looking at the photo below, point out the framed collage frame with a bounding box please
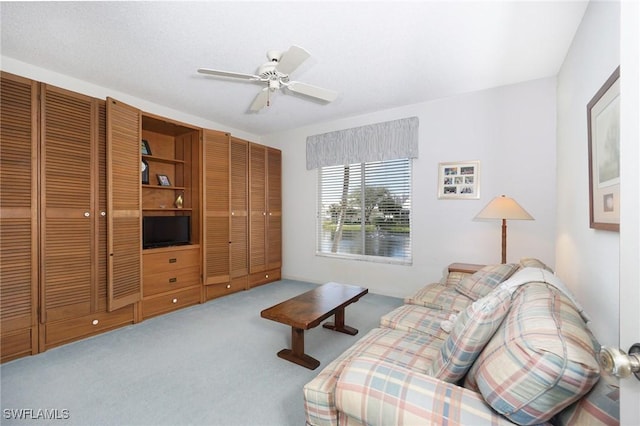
[437,161,480,200]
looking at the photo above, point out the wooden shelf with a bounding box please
[141,114,200,248]
[142,184,186,191]
[142,154,185,165]
[143,208,192,212]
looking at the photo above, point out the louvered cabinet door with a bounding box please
[266,148,282,271]
[203,129,230,286]
[40,85,97,323]
[0,72,39,362]
[249,144,267,275]
[106,98,141,311]
[230,137,249,282]
[96,101,109,311]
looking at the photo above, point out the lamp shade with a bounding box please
[475,195,534,221]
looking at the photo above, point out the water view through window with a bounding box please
[317,159,412,263]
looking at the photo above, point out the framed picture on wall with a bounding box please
[587,66,620,232]
[437,161,480,199]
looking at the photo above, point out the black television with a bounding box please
[143,215,191,249]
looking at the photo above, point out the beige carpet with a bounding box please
[1,280,403,426]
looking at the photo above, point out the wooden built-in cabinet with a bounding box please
[40,88,135,350]
[138,113,202,319]
[140,114,201,226]
[0,72,281,362]
[202,129,231,299]
[249,144,282,288]
[230,137,250,290]
[0,77,137,359]
[0,72,39,362]
[106,99,143,311]
[202,133,251,300]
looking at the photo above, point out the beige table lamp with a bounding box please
[475,195,534,263]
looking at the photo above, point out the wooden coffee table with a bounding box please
[260,282,368,370]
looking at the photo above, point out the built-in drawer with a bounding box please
[143,265,200,297]
[143,247,199,275]
[1,328,35,363]
[44,305,135,349]
[141,286,201,320]
[205,276,247,300]
[249,268,281,288]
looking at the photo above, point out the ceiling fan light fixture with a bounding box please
[268,79,280,90]
[197,45,338,112]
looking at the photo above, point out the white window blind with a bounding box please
[317,158,411,264]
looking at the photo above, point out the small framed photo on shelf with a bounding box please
[141,139,152,156]
[157,174,171,186]
[437,161,480,199]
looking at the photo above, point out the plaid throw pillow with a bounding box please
[455,263,519,300]
[429,288,512,383]
[471,283,600,425]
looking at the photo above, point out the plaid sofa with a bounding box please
[303,259,619,426]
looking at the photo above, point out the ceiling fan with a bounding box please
[197,45,338,112]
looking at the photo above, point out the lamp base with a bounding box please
[501,219,507,264]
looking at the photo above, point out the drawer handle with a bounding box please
[265,274,269,278]
[92,319,99,326]
[169,258,177,263]
[169,277,177,283]
[172,298,178,304]
[226,284,231,289]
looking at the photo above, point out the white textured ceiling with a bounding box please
[1,1,587,136]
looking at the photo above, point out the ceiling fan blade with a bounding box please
[197,68,261,81]
[286,81,338,102]
[275,45,311,75]
[249,88,270,112]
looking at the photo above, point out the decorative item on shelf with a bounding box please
[157,174,171,186]
[175,193,184,209]
[141,139,152,155]
[141,158,149,184]
[474,195,534,264]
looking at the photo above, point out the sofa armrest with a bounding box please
[335,357,515,426]
[448,262,486,274]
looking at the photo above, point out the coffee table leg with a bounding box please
[323,307,358,335]
[277,327,320,370]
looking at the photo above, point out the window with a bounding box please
[317,158,411,264]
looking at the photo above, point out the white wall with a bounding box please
[264,77,557,298]
[555,1,620,345]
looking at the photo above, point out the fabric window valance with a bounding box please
[305,116,419,170]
